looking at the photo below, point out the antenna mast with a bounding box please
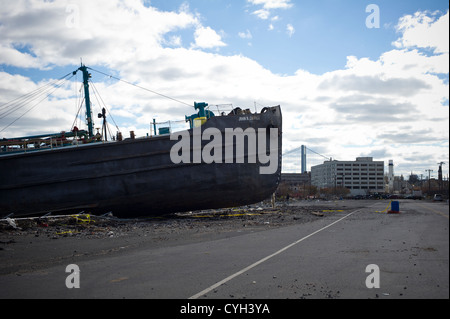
[78,64,94,138]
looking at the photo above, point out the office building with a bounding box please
[311,157,385,195]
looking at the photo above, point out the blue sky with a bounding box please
[0,0,448,178]
[3,1,448,77]
[148,0,449,74]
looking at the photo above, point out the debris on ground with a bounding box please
[0,203,343,240]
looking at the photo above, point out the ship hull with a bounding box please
[0,106,282,217]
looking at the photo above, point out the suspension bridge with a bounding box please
[282,145,334,173]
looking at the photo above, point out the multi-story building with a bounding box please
[311,157,385,195]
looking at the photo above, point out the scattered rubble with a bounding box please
[0,203,342,241]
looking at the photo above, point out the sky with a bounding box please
[0,0,448,179]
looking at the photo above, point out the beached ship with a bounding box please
[0,65,282,218]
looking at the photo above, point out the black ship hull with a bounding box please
[0,106,282,217]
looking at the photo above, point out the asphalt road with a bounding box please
[1,199,448,300]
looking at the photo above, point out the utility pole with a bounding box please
[437,162,445,192]
[425,169,433,195]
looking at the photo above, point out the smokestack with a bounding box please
[388,160,394,193]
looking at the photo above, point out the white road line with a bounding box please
[189,210,358,299]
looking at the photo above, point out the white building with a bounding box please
[311,157,385,195]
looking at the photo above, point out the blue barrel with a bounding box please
[391,201,400,212]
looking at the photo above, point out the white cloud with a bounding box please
[248,0,293,20]
[248,0,293,10]
[238,29,253,39]
[0,0,228,67]
[286,24,295,37]
[0,44,42,69]
[192,26,226,49]
[393,10,449,54]
[164,35,182,47]
[252,8,270,20]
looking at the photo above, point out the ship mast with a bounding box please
[78,65,94,138]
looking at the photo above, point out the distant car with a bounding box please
[406,195,422,200]
[433,194,443,202]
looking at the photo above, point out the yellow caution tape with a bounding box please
[375,201,392,213]
[71,214,92,224]
[56,230,80,235]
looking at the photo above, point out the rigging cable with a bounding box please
[70,96,85,132]
[0,72,74,118]
[88,67,193,107]
[89,80,121,132]
[88,80,115,140]
[0,73,75,133]
[0,78,61,119]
